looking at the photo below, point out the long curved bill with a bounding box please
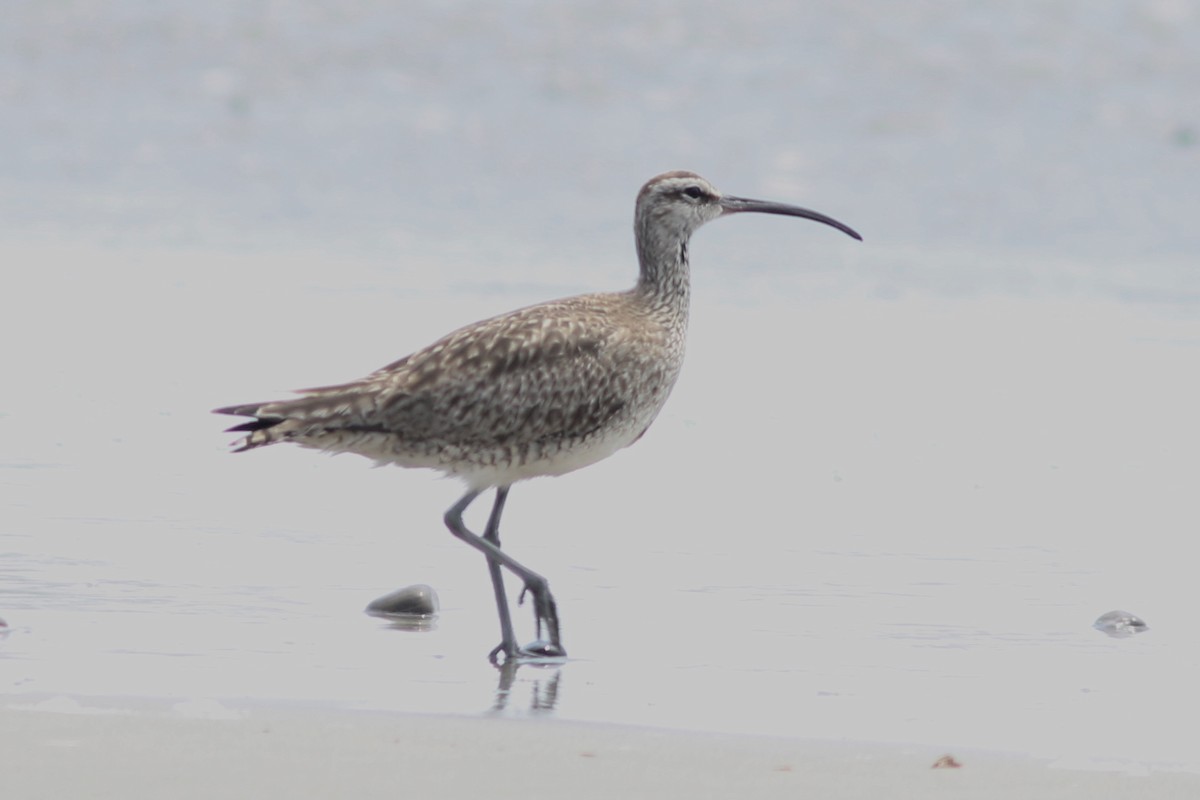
[719,195,863,241]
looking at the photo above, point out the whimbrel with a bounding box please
[215,171,861,663]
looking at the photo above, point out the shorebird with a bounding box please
[215,170,861,663]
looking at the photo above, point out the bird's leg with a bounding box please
[491,487,547,642]
[444,490,566,661]
[482,486,518,663]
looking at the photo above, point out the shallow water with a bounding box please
[3,0,1200,774]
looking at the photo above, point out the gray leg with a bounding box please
[482,486,517,662]
[444,489,566,662]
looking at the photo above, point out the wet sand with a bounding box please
[5,696,1193,799]
[5,5,1200,793]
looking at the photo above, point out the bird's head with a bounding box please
[635,170,862,244]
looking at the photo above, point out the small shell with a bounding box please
[365,584,440,620]
[1093,610,1149,638]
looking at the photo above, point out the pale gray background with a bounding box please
[3,0,1198,772]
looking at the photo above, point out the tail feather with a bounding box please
[214,403,262,416]
[224,417,283,434]
[213,403,287,452]
[213,387,382,453]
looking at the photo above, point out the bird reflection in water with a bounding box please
[491,660,562,714]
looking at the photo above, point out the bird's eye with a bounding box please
[682,186,705,200]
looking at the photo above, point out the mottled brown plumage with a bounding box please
[215,171,861,663]
[220,291,683,490]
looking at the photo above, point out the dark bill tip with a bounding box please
[720,195,863,241]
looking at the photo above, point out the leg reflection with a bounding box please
[492,660,562,713]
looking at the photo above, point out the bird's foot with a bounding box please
[488,641,511,665]
[519,639,567,660]
[489,639,567,665]
[495,578,565,662]
[517,578,564,655]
